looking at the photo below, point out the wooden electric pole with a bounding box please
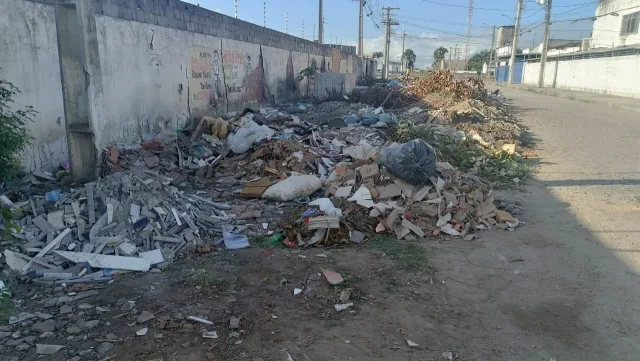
[382,7,399,80]
[508,0,523,84]
[538,0,552,88]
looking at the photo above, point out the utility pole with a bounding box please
[507,0,524,84]
[487,25,496,79]
[302,20,305,38]
[318,0,324,44]
[234,0,238,18]
[382,7,399,80]
[313,24,316,42]
[538,0,552,88]
[465,0,474,61]
[358,0,364,57]
[263,1,266,27]
[285,12,288,34]
[401,27,406,72]
[448,47,452,70]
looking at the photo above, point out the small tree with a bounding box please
[467,49,493,72]
[372,51,383,59]
[432,46,448,68]
[297,59,319,95]
[0,76,34,182]
[403,49,417,70]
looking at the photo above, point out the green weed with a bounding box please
[366,236,429,272]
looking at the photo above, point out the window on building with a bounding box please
[621,11,640,36]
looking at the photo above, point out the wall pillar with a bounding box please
[54,0,101,182]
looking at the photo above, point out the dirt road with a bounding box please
[428,87,640,360]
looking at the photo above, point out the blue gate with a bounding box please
[495,61,524,84]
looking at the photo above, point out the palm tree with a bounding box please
[432,46,448,68]
[403,49,417,70]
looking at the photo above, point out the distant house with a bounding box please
[439,59,468,72]
[589,0,640,49]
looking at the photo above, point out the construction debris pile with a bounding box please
[404,70,486,100]
[0,76,528,291]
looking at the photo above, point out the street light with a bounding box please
[501,14,515,24]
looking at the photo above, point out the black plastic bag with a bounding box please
[381,139,437,186]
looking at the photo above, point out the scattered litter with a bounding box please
[136,327,149,336]
[262,175,322,201]
[406,339,419,348]
[322,268,344,285]
[222,225,250,249]
[202,331,218,339]
[348,186,374,208]
[334,303,354,311]
[35,344,66,355]
[187,316,213,325]
[293,288,302,295]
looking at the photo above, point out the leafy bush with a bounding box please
[0,77,34,181]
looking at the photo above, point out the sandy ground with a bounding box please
[5,87,640,361]
[427,86,640,360]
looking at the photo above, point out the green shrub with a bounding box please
[0,77,34,181]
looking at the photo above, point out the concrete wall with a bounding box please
[0,0,67,172]
[522,54,640,97]
[1,0,368,171]
[592,0,640,49]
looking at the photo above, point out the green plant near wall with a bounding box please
[0,75,35,182]
[297,59,319,96]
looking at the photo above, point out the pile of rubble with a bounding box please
[404,70,486,100]
[0,80,527,292]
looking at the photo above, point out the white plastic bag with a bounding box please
[227,120,275,154]
[308,198,343,217]
[262,175,322,201]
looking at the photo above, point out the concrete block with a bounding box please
[186,21,195,32]
[118,6,134,20]
[102,3,119,17]
[167,16,178,28]
[145,12,158,25]
[177,20,187,31]
[122,0,136,9]
[173,8,182,19]
[157,15,170,27]
[134,8,146,22]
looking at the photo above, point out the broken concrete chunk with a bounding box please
[137,311,155,323]
[394,225,411,240]
[117,242,138,256]
[334,186,353,198]
[375,184,402,200]
[321,268,344,285]
[35,344,65,355]
[54,251,151,272]
[47,211,65,230]
[356,163,379,179]
[402,218,424,238]
[240,178,271,198]
[347,186,374,208]
[495,210,517,223]
[139,249,164,265]
[349,230,365,244]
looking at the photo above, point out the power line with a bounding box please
[395,14,492,28]
[420,0,512,11]
[402,21,492,38]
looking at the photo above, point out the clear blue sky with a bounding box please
[181,0,601,68]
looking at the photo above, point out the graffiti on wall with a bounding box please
[222,50,263,103]
[189,46,223,114]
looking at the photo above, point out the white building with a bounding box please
[590,0,640,49]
